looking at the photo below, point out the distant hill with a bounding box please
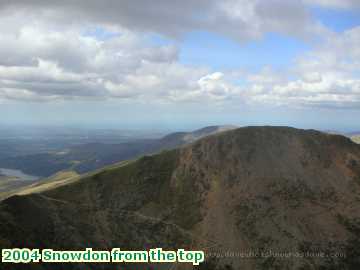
[324,130,360,144]
[0,175,38,198]
[1,126,360,269]
[0,125,236,178]
[0,170,79,201]
[351,135,360,144]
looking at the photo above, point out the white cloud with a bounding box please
[243,27,360,108]
[198,72,230,97]
[303,0,360,9]
[0,15,188,101]
[0,0,326,42]
[0,0,359,111]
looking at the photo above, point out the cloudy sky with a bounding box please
[0,0,359,130]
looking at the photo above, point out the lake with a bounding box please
[0,168,40,181]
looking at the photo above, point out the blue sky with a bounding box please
[0,1,359,131]
[311,6,360,32]
[179,31,311,72]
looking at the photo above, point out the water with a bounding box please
[0,168,40,181]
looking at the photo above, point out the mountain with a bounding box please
[323,130,360,144]
[0,175,38,197]
[0,125,236,178]
[0,170,79,201]
[339,131,360,144]
[1,126,360,269]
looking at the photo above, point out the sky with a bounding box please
[0,0,359,131]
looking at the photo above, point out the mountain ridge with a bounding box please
[1,126,360,269]
[0,125,237,178]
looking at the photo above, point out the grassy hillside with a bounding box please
[351,135,360,144]
[0,171,79,201]
[0,175,38,199]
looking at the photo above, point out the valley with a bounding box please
[4,125,358,182]
[0,126,236,196]
[0,168,39,182]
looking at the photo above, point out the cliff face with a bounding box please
[1,127,360,270]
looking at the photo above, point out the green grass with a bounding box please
[351,136,360,144]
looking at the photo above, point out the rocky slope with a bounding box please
[1,126,360,269]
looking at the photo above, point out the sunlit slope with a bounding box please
[351,135,360,144]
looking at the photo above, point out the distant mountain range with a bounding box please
[0,125,236,178]
[324,130,360,144]
[1,126,360,269]
[0,126,236,196]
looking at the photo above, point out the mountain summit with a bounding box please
[1,126,360,269]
